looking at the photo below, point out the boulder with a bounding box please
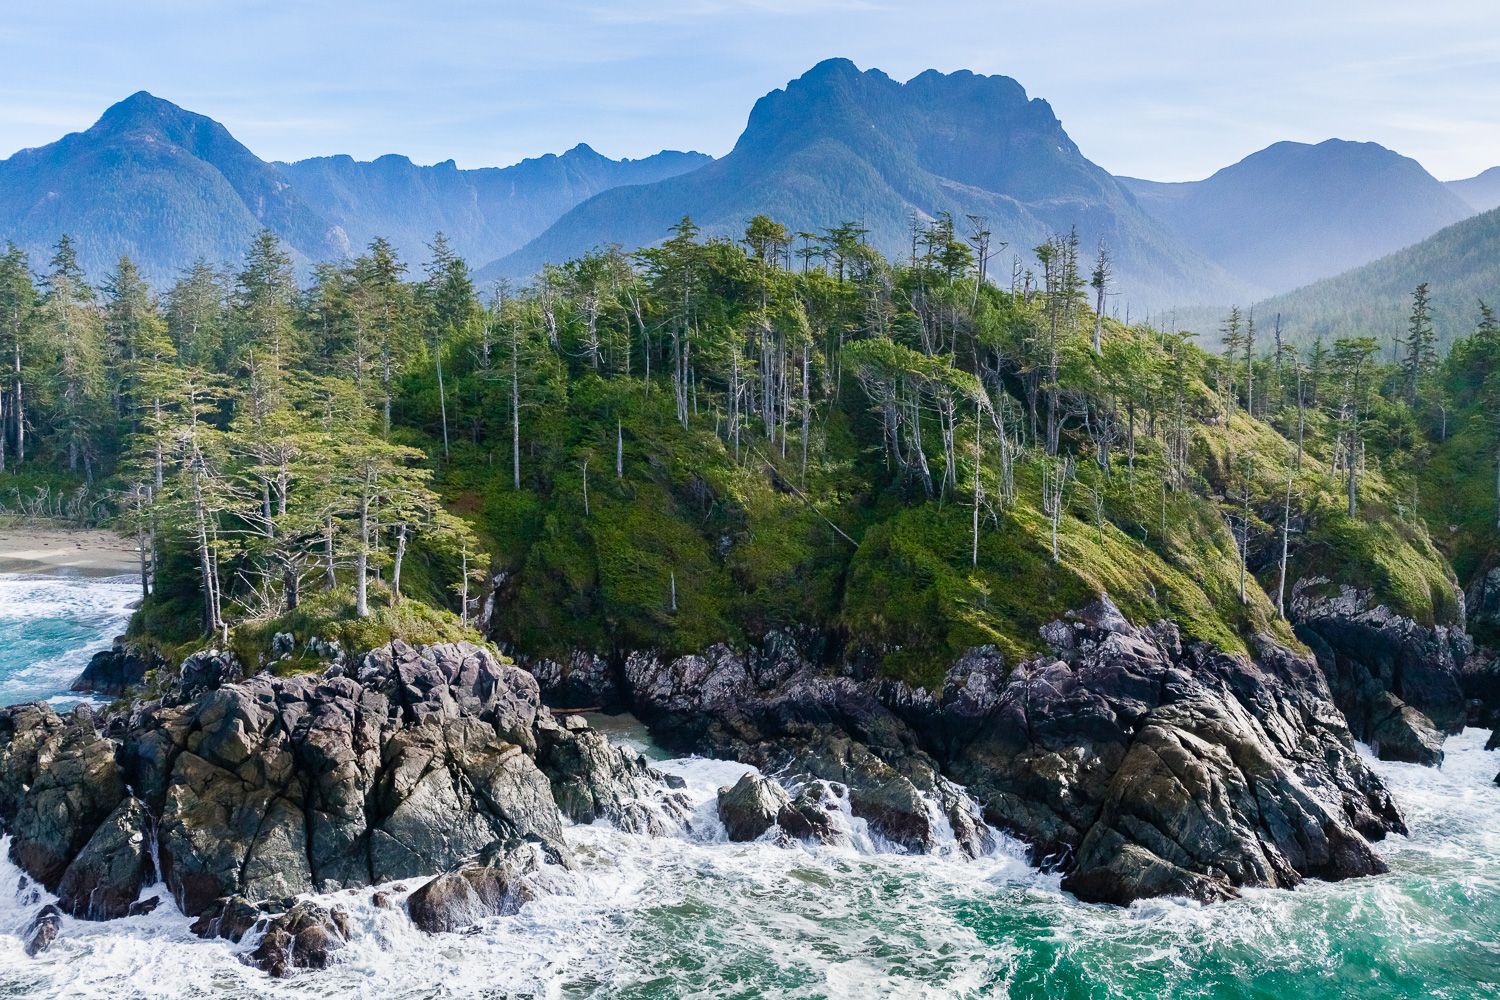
[127,895,160,916]
[1367,691,1445,766]
[189,895,261,943]
[406,841,557,933]
[717,772,792,841]
[243,900,349,977]
[23,904,62,957]
[71,643,152,696]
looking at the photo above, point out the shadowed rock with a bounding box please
[23,904,62,957]
[56,796,148,919]
[406,841,561,933]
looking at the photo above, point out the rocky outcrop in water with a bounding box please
[526,598,1410,907]
[0,640,675,969]
[1291,579,1469,764]
[70,642,154,696]
[405,839,568,934]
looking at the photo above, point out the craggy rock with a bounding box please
[623,633,988,857]
[23,904,62,957]
[406,841,562,934]
[1293,579,1469,739]
[160,649,245,706]
[715,772,843,845]
[1366,691,1445,766]
[0,639,668,953]
[522,651,619,708]
[0,705,127,890]
[56,796,149,919]
[190,894,261,943]
[243,900,351,977]
[570,596,1406,906]
[127,895,160,916]
[71,643,153,696]
[716,772,791,841]
[533,714,689,835]
[1460,654,1500,733]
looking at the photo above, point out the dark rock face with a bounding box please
[71,643,153,696]
[534,717,689,835]
[24,904,62,956]
[0,639,668,963]
[0,704,127,890]
[1293,579,1469,743]
[621,633,990,858]
[56,796,149,919]
[405,841,561,934]
[556,600,1407,906]
[522,651,619,708]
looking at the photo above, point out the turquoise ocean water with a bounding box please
[0,572,1496,999]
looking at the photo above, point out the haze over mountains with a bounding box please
[0,61,1495,319]
[485,59,1253,310]
[0,91,710,283]
[1119,140,1474,294]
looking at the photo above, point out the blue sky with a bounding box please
[2,0,1498,182]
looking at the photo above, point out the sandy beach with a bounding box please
[0,526,143,576]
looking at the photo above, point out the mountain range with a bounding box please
[0,64,1495,316]
[1207,205,1500,349]
[483,59,1254,310]
[0,91,709,283]
[1118,140,1474,294]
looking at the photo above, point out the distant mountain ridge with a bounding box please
[2,74,1492,318]
[1236,206,1500,349]
[1119,139,1474,295]
[1448,167,1500,213]
[0,91,710,282]
[483,59,1256,312]
[275,144,711,273]
[0,91,342,280]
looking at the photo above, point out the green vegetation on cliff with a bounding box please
[0,208,1486,685]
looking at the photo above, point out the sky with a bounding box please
[2,1,1499,182]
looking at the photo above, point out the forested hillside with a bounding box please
[1120,139,1473,294]
[0,213,1487,682]
[1249,207,1500,349]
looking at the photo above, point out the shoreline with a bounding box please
[0,526,143,577]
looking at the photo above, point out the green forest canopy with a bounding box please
[0,212,1491,682]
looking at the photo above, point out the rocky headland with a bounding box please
[2,577,1493,974]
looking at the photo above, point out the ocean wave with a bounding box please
[0,574,139,707]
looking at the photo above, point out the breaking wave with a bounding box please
[0,581,1496,999]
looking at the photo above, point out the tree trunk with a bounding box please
[14,340,23,466]
[511,326,521,489]
[392,522,407,604]
[1278,469,1293,617]
[436,337,450,461]
[356,467,373,617]
[136,486,148,600]
[801,346,810,485]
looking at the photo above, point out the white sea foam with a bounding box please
[2,574,1498,999]
[0,573,139,706]
[0,734,1496,998]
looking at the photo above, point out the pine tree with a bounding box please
[1402,282,1436,408]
